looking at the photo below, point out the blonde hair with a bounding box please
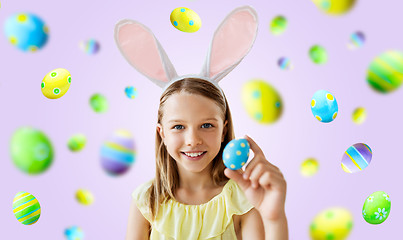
[145,78,235,220]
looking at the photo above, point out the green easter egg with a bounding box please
[13,192,41,225]
[90,93,108,113]
[270,15,287,35]
[309,45,328,64]
[67,134,86,152]
[362,191,391,224]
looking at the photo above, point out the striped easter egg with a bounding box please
[100,130,136,176]
[367,51,403,93]
[12,192,41,225]
[341,143,372,173]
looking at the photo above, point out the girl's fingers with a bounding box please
[258,172,286,191]
[244,135,265,157]
[224,168,251,191]
[244,159,282,180]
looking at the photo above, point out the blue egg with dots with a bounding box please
[311,90,338,123]
[223,138,250,170]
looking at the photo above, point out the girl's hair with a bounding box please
[146,78,235,220]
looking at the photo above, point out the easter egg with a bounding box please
[65,226,84,240]
[242,79,283,124]
[341,143,372,173]
[312,0,356,15]
[90,93,108,113]
[170,7,201,33]
[270,16,287,35]
[223,138,250,170]
[76,189,94,206]
[362,191,391,224]
[309,45,328,64]
[348,31,365,50]
[278,57,293,70]
[12,192,41,225]
[67,134,86,152]
[41,68,71,99]
[79,38,100,55]
[352,107,367,124]
[310,207,354,240]
[300,158,319,177]
[10,127,54,175]
[4,13,49,52]
[100,130,136,176]
[125,86,138,99]
[311,90,338,123]
[367,51,403,93]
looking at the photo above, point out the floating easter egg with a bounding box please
[10,127,54,175]
[311,90,338,123]
[76,189,94,206]
[310,207,353,240]
[300,158,319,177]
[100,130,136,176]
[170,7,201,33]
[41,68,71,99]
[67,134,86,152]
[125,86,137,99]
[312,0,356,15]
[65,226,84,240]
[362,191,391,224]
[242,79,283,124]
[309,45,328,64]
[341,143,372,173]
[4,13,49,52]
[90,93,108,113]
[277,57,293,70]
[348,31,365,50]
[12,192,41,225]
[352,107,367,124]
[79,38,100,55]
[367,51,403,93]
[270,16,287,35]
[223,138,250,170]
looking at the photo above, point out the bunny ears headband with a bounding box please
[114,5,258,97]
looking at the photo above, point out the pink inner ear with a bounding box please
[118,23,169,82]
[209,10,257,78]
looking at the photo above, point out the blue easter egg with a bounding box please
[223,139,250,170]
[311,90,338,123]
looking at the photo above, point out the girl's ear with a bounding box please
[156,123,165,140]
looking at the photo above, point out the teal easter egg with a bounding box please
[362,191,391,224]
[90,93,108,113]
[4,13,49,52]
[125,86,137,99]
[309,45,328,64]
[223,138,250,170]
[67,134,86,152]
[65,226,84,240]
[311,90,338,123]
[270,15,287,35]
[367,51,403,93]
[10,127,54,174]
[12,192,41,225]
[341,143,372,173]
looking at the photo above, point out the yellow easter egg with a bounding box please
[241,79,283,124]
[170,7,201,33]
[312,0,356,15]
[310,207,354,240]
[300,158,319,177]
[41,68,71,99]
[352,107,367,124]
[76,189,94,206]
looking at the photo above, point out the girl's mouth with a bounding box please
[181,151,207,161]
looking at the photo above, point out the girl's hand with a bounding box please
[224,135,287,222]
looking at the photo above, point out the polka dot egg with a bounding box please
[341,143,372,173]
[170,7,201,33]
[223,138,250,170]
[65,226,84,240]
[41,68,71,99]
[300,158,319,177]
[310,207,353,240]
[311,90,338,123]
[12,192,41,225]
[312,0,356,15]
[362,191,391,224]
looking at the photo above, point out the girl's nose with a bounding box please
[186,129,202,146]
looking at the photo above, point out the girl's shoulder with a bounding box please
[132,179,153,200]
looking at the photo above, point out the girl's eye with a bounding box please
[173,125,184,130]
[202,123,213,128]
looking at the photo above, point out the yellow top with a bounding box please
[132,179,254,239]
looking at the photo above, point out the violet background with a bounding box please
[1,0,402,239]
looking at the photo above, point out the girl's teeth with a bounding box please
[185,152,204,157]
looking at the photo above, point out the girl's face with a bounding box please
[157,92,227,174]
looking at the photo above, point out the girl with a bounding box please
[115,6,288,240]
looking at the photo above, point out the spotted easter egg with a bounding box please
[341,143,372,173]
[278,57,293,70]
[10,127,54,175]
[41,68,71,99]
[223,138,250,170]
[90,93,108,113]
[310,207,354,240]
[270,15,287,35]
[170,7,201,33]
[125,86,138,99]
[309,45,328,64]
[12,192,41,225]
[312,0,356,15]
[367,51,403,93]
[67,134,86,152]
[362,191,391,224]
[348,31,365,50]
[242,79,283,124]
[300,158,319,177]
[352,107,367,125]
[100,130,136,176]
[76,189,94,206]
[79,38,100,55]
[65,226,84,240]
[311,90,338,123]
[4,13,49,52]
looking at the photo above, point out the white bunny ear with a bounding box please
[114,20,178,88]
[201,6,258,82]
